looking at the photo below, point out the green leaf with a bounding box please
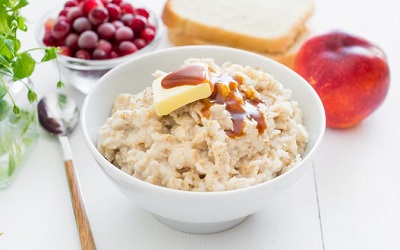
[12,105,21,117]
[27,89,37,103]
[6,15,17,31]
[0,54,13,75]
[10,19,18,29]
[0,54,11,66]
[11,0,29,11]
[14,37,21,52]
[0,66,13,76]
[57,80,64,88]
[41,47,58,62]
[0,37,15,59]
[12,51,35,80]
[17,16,27,32]
[0,99,10,121]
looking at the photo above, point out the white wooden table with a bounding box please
[1,0,399,249]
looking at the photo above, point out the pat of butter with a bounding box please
[152,76,213,116]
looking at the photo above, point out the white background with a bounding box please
[1,0,400,249]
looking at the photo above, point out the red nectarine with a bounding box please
[294,30,390,128]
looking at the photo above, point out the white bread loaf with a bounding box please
[162,0,314,53]
[167,30,310,68]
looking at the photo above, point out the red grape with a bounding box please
[81,0,103,16]
[51,19,70,39]
[120,13,133,26]
[59,8,69,17]
[97,39,113,54]
[57,16,70,23]
[43,32,57,46]
[65,0,78,7]
[120,2,134,14]
[135,8,149,18]
[106,3,121,21]
[89,6,109,25]
[97,22,116,39]
[65,33,79,51]
[141,27,155,42]
[111,20,124,29]
[110,50,119,58]
[129,15,146,33]
[75,49,91,59]
[111,0,122,5]
[118,41,137,55]
[133,38,146,49]
[92,48,108,59]
[78,30,98,49]
[67,6,84,22]
[59,46,72,56]
[73,17,92,33]
[115,26,133,41]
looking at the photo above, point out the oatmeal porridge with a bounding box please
[97,58,308,191]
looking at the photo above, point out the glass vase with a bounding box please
[0,78,39,189]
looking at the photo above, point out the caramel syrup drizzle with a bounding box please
[161,63,267,138]
[201,74,266,138]
[161,63,214,92]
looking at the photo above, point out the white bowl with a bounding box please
[81,45,325,234]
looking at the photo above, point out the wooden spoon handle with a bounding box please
[65,159,97,250]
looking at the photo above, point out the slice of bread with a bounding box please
[162,0,314,53]
[167,30,310,68]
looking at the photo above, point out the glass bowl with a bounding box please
[35,1,163,94]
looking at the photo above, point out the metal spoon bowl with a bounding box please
[38,93,78,135]
[37,93,96,250]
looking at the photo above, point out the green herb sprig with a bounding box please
[0,0,64,117]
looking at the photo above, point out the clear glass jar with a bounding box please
[0,78,39,188]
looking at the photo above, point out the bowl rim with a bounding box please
[34,0,164,69]
[81,45,326,196]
